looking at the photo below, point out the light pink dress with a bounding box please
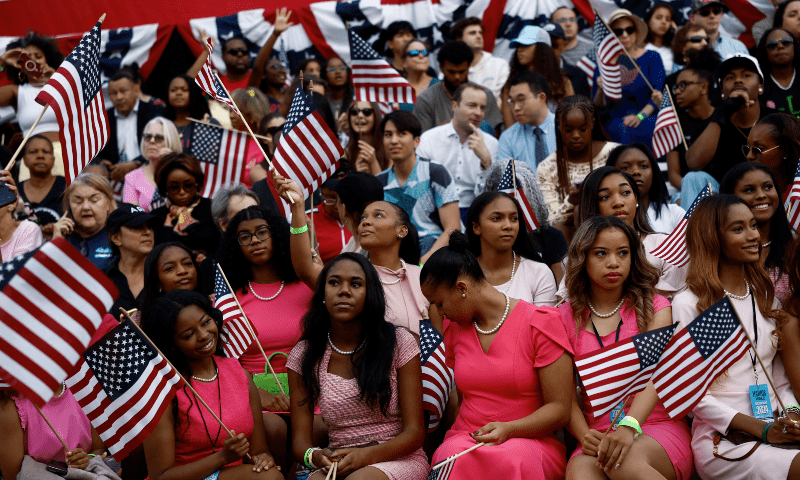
[122,167,157,211]
[432,302,572,480]
[287,328,429,480]
[559,294,693,480]
[374,262,428,335]
[492,256,557,306]
[0,219,43,260]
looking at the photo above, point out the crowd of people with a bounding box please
[4,0,800,479]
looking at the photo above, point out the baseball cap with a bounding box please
[510,25,551,48]
[542,22,565,40]
[719,53,764,82]
[107,203,157,233]
[332,172,385,214]
[691,0,727,13]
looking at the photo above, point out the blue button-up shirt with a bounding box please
[496,111,556,174]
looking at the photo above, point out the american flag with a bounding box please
[67,318,184,459]
[426,461,454,480]
[576,47,597,86]
[652,297,750,418]
[652,87,682,159]
[783,159,800,230]
[575,323,676,418]
[272,86,343,216]
[214,266,256,359]
[195,38,239,113]
[348,28,415,104]
[0,238,116,407]
[650,184,712,267]
[35,19,109,185]
[189,122,249,199]
[593,15,623,101]
[420,319,455,433]
[497,160,539,230]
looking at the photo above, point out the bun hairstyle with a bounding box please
[420,231,486,288]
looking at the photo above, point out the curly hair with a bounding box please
[565,216,659,333]
[554,95,609,199]
[214,205,299,293]
[5,32,64,85]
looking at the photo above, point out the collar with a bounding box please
[115,99,141,119]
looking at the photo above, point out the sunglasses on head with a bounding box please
[407,49,429,57]
[349,107,374,117]
[766,37,794,50]
[613,26,636,37]
[687,35,709,44]
[698,6,723,16]
[227,48,248,56]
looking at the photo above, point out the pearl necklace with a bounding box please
[500,252,517,294]
[379,259,406,285]
[588,299,625,318]
[192,367,219,383]
[328,332,366,355]
[762,241,772,248]
[474,292,510,335]
[724,280,750,301]
[249,280,285,301]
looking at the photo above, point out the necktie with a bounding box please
[534,127,547,165]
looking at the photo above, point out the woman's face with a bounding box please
[516,44,536,67]
[766,29,795,67]
[585,227,631,291]
[349,101,375,135]
[358,201,406,251]
[168,77,190,110]
[745,124,784,173]
[326,58,348,88]
[324,259,367,323]
[472,197,519,252]
[720,203,761,265]
[614,149,653,198]
[305,60,322,78]
[22,137,55,176]
[648,7,672,37]
[142,122,166,162]
[562,109,593,154]
[674,69,706,108]
[404,41,430,73]
[611,18,637,49]
[782,1,800,40]
[174,304,218,361]
[263,116,285,153]
[597,173,638,227]
[113,224,154,257]
[237,218,274,266]
[265,58,287,86]
[165,169,198,206]
[734,169,780,225]
[68,185,112,236]
[158,246,198,292]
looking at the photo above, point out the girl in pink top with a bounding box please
[141,289,281,480]
[560,216,692,480]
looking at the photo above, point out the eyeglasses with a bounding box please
[349,107,374,117]
[687,35,709,44]
[166,182,197,193]
[555,17,577,24]
[741,144,781,159]
[237,225,271,246]
[265,124,285,136]
[698,6,723,17]
[407,49,429,57]
[226,48,248,56]
[143,133,165,143]
[672,81,703,93]
[327,65,348,73]
[766,37,794,51]
[507,96,530,108]
[613,26,636,37]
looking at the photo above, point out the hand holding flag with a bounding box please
[420,319,455,432]
[214,267,257,359]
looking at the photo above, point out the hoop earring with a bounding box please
[18,71,25,83]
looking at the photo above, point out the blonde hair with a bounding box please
[139,117,182,159]
[63,173,117,215]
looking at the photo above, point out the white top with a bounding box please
[645,43,674,74]
[416,121,498,208]
[16,83,59,136]
[469,51,510,107]
[647,202,685,234]
[492,256,557,306]
[115,100,141,162]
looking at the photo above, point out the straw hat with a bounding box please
[608,9,648,49]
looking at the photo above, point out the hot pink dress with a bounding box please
[287,327,429,480]
[558,295,693,480]
[432,302,572,480]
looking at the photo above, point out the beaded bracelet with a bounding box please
[290,224,309,235]
[762,422,773,443]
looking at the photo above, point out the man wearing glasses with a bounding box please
[550,7,592,68]
[690,0,747,60]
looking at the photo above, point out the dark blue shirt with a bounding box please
[66,227,114,271]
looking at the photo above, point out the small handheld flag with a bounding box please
[348,28,415,104]
[592,16,624,101]
[195,38,239,113]
[214,267,256,359]
[497,160,539,230]
[189,122,249,199]
[652,86,683,159]
[420,319,455,432]
[784,159,800,231]
[650,184,712,267]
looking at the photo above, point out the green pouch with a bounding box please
[253,352,290,396]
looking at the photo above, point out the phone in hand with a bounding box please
[18,53,41,76]
[46,460,68,477]
[0,182,15,209]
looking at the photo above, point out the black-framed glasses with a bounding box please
[166,182,197,193]
[349,107,374,117]
[226,48,248,56]
[237,225,271,245]
[742,144,781,159]
[687,35,709,44]
[766,37,794,51]
[266,124,285,136]
[407,49,429,57]
[143,133,165,143]
[672,81,703,94]
[613,26,636,37]
[327,65,347,73]
[698,6,723,16]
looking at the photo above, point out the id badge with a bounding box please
[749,384,773,420]
[609,401,625,428]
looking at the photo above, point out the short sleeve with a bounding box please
[429,163,458,209]
[286,340,309,374]
[653,294,671,312]
[394,327,421,369]
[529,306,573,367]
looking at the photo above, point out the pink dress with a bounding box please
[174,357,254,466]
[375,262,429,335]
[559,295,693,480]
[432,302,572,480]
[287,328,429,480]
[13,388,92,464]
[122,167,157,211]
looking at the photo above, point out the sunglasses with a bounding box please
[766,37,794,50]
[226,48,248,56]
[166,182,198,193]
[266,124,285,136]
[327,65,348,73]
[143,134,165,143]
[687,35,709,44]
[741,144,781,159]
[407,49,429,57]
[613,26,636,36]
[698,6,723,16]
[268,62,285,71]
[349,107,374,117]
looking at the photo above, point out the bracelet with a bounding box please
[784,405,800,417]
[0,65,4,72]
[762,422,773,443]
[617,416,642,438]
[636,113,646,121]
[290,224,309,235]
[303,447,320,469]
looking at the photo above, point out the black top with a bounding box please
[105,262,143,315]
[529,225,569,267]
[150,197,220,257]
[671,110,714,176]
[763,74,800,119]
[704,105,778,182]
[563,62,591,99]
[18,176,66,225]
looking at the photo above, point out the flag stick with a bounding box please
[431,442,485,471]
[324,460,337,480]
[34,403,70,451]
[604,395,631,434]
[119,308,252,458]
[510,159,518,199]
[594,9,655,93]
[664,87,689,151]
[216,265,286,395]
[4,106,49,171]
[187,118,270,141]
[306,74,318,249]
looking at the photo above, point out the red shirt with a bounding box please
[313,206,352,263]
[218,72,251,93]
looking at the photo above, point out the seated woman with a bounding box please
[757,28,800,118]
[344,101,386,175]
[674,194,800,480]
[151,153,220,262]
[420,231,573,480]
[17,134,65,237]
[0,194,43,261]
[644,2,676,73]
[105,203,157,315]
[721,162,795,304]
[560,216,693,480]
[123,117,183,211]
[142,289,282,480]
[741,113,800,197]
[164,74,219,151]
[605,143,685,234]
[288,253,427,479]
[140,242,206,313]
[465,191,557,306]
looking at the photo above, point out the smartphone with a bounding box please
[18,53,41,76]
[0,182,14,209]
[46,460,68,477]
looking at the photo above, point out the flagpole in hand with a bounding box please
[34,403,70,451]
[604,395,631,434]
[305,73,319,252]
[594,9,655,93]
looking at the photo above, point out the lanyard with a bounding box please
[592,318,623,348]
[747,294,759,384]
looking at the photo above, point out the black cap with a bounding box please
[691,0,726,13]
[542,22,565,40]
[107,203,157,233]
[332,172,384,214]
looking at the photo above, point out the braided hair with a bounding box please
[554,95,608,199]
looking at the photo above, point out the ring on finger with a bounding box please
[784,425,788,434]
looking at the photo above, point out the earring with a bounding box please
[18,71,25,83]
[462,293,466,298]
[721,93,725,99]
[636,203,639,207]
[322,300,326,304]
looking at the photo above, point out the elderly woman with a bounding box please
[17,134,65,238]
[123,117,182,211]
[210,184,260,233]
